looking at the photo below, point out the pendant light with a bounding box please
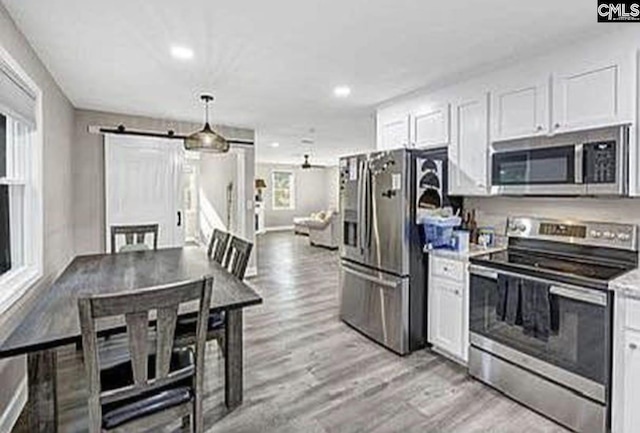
[185,94,229,153]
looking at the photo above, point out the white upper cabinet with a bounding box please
[552,53,634,133]
[449,91,490,196]
[377,101,450,150]
[491,77,549,141]
[377,112,411,150]
[412,102,450,148]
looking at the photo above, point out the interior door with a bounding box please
[105,134,185,251]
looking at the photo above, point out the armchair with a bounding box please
[307,210,339,249]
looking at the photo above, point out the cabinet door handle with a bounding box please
[630,343,638,350]
[536,125,543,131]
[554,123,561,129]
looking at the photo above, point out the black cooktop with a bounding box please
[470,248,634,290]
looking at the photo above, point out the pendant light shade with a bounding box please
[185,94,229,153]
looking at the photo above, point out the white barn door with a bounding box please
[105,134,185,252]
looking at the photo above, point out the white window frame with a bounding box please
[0,45,44,313]
[271,170,295,210]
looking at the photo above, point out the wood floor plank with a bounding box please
[13,232,569,432]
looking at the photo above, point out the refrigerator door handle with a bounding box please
[362,163,371,250]
[342,264,399,289]
[364,161,372,249]
[357,160,365,252]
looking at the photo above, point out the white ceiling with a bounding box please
[3,0,608,165]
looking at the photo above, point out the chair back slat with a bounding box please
[156,304,179,379]
[110,224,159,254]
[208,229,230,264]
[125,311,150,386]
[223,236,253,279]
[78,276,213,415]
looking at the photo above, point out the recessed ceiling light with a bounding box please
[170,45,194,60]
[333,86,351,98]
[270,142,280,148]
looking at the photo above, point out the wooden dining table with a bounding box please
[0,246,263,433]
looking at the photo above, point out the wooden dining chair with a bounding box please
[175,236,253,357]
[77,276,213,433]
[207,229,230,264]
[223,236,253,280]
[110,224,159,254]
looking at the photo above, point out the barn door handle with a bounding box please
[177,211,182,227]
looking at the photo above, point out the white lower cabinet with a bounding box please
[613,293,640,433]
[621,331,640,431]
[428,255,468,363]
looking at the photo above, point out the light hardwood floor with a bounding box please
[15,231,568,432]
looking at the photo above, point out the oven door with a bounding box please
[469,265,610,403]
[491,144,586,195]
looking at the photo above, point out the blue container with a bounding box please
[421,216,462,249]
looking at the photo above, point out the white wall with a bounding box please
[198,152,238,238]
[256,163,339,229]
[0,3,75,430]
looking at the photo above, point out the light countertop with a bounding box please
[424,244,505,261]
[610,268,640,295]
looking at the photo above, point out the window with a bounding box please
[0,48,42,310]
[271,171,294,210]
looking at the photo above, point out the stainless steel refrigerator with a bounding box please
[338,147,460,355]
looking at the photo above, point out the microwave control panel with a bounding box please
[583,141,616,184]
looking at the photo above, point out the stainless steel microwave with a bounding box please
[491,125,629,196]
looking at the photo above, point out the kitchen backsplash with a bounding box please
[465,197,640,238]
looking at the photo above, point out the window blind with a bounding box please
[0,59,36,127]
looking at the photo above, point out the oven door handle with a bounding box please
[468,264,498,280]
[469,265,608,306]
[575,143,584,184]
[549,285,607,307]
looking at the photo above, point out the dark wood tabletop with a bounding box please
[0,247,262,358]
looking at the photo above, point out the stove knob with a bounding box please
[603,231,616,239]
[618,232,631,241]
[517,224,526,232]
[591,230,602,238]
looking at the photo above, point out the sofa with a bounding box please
[293,210,339,249]
[293,216,313,236]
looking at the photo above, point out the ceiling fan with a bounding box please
[301,154,324,170]
[299,128,324,169]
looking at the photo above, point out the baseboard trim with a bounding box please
[264,225,294,233]
[0,376,27,432]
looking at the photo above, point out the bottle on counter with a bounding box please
[469,210,478,244]
[461,211,470,231]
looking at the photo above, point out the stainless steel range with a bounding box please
[469,217,638,433]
